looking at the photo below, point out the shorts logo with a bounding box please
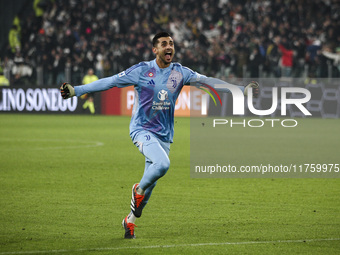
[157,90,168,101]
[144,135,151,141]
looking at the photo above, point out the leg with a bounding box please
[131,136,170,217]
[123,132,170,238]
[138,140,170,191]
[122,161,155,239]
[139,137,170,208]
[141,159,155,209]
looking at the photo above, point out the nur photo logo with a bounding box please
[198,82,312,128]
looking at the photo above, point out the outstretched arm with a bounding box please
[74,77,115,96]
[60,63,144,99]
[60,77,116,99]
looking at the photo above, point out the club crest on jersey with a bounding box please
[166,70,182,93]
[144,67,156,78]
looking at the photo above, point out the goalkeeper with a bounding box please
[60,31,259,239]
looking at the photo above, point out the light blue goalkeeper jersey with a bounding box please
[74,59,244,143]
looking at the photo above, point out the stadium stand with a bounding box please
[1,0,339,86]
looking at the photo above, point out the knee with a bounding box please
[156,158,170,176]
[161,157,170,171]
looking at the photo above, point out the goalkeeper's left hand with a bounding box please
[60,82,75,99]
[244,81,259,97]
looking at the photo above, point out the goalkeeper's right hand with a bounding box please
[60,82,75,99]
[244,81,259,97]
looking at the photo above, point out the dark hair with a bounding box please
[152,32,171,47]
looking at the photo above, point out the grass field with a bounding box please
[0,114,339,254]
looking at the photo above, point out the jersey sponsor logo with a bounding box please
[153,90,170,111]
[157,90,168,101]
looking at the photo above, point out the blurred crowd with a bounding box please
[1,0,340,86]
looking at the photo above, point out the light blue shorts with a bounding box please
[131,130,170,157]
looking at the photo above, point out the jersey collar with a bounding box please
[153,59,173,72]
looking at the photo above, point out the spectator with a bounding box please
[322,47,340,71]
[265,38,281,77]
[2,0,339,85]
[41,53,53,85]
[235,42,248,78]
[248,47,263,78]
[11,53,33,86]
[0,68,10,86]
[306,39,322,79]
[8,25,21,54]
[52,50,65,85]
[318,45,333,78]
[277,37,294,77]
[292,38,306,78]
[81,68,98,114]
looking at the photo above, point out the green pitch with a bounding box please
[0,114,339,254]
